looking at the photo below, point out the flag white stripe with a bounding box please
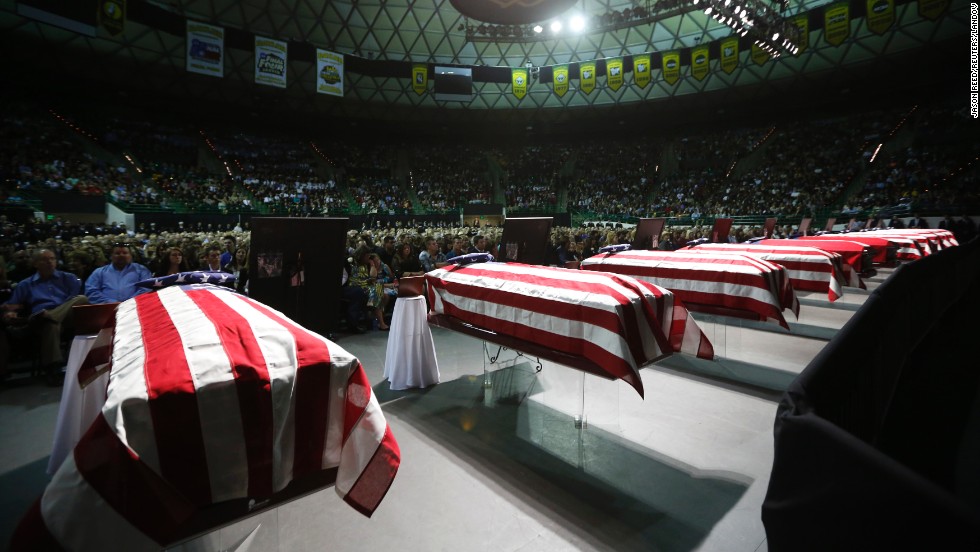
[336,391,389,496]
[103,296,160,474]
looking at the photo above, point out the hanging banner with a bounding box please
[579,61,596,94]
[255,36,287,88]
[720,38,739,74]
[866,0,895,34]
[632,54,651,88]
[751,43,770,66]
[186,21,224,77]
[661,51,680,85]
[99,0,125,36]
[511,67,528,100]
[691,45,709,81]
[316,49,344,96]
[824,3,850,47]
[917,0,949,20]
[606,57,624,91]
[553,64,569,97]
[792,15,810,55]
[412,64,427,95]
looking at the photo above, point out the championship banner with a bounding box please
[633,54,651,88]
[512,67,528,100]
[412,64,427,95]
[99,0,124,36]
[866,0,894,34]
[917,0,949,20]
[186,21,224,77]
[720,38,739,74]
[751,43,770,66]
[255,36,287,88]
[606,57,624,91]
[691,45,709,81]
[553,64,569,97]
[661,51,680,85]
[792,15,810,55]
[316,49,344,96]
[824,3,850,47]
[580,61,596,94]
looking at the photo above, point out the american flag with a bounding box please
[581,250,799,330]
[802,234,922,261]
[425,262,714,398]
[762,238,869,288]
[19,284,400,550]
[685,243,847,302]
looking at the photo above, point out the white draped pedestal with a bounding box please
[47,335,110,475]
[384,295,440,390]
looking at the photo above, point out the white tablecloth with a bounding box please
[47,335,109,475]
[384,296,440,390]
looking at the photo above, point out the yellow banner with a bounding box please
[866,0,894,34]
[606,57,624,91]
[512,68,528,100]
[99,0,125,36]
[579,61,596,94]
[751,43,770,66]
[412,64,427,96]
[720,38,739,74]
[691,46,709,81]
[633,54,651,88]
[793,15,809,55]
[661,52,680,85]
[553,64,569,97]
[824,3,850,47]
[917,0,949,20]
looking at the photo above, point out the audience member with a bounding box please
[84,243,152,303]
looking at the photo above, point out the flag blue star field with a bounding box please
[136,271,236,289]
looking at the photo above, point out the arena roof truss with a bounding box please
[0,0,969,119]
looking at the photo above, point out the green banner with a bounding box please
[824,3,850,46]
[866,0,894,34]
[512,67,528,100]
[553,64,569,97]
[580,61,596,94]
[662,51,680,85]
[793,15,809,55]
[633,54,651,88]
[751,43,770,66]
[412,64,427,96]
[917,0,949,20]
[691,45,709,81]
[606,57,624,91]
[720,38,739,74]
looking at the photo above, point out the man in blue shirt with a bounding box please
[418,237,448,272]
[84,243,152,304]
[2,249,89,376]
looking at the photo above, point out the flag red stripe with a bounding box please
[342,425,401,517]
[342,363,372,443]
[185,290,274,498]
[136,292,212,506]
[238,297,333,479]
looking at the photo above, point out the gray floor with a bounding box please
[0,271,887,551]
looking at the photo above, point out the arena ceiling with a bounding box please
[0,0,970,129]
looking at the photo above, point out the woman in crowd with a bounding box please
[348,246,390,331]
[223,246,250,294]
[153,246,189,277]
[392,242,424,279]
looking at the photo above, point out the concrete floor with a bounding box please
[0,271,888,551]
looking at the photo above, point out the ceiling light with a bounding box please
[550,20,562,32]
[570,15,585,32]
[704,7,713,14]
[533,24,543,33]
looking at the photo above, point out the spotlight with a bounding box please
[772,32,780,40]
[570,15,585,32]
[704,6,713,14]
[550,20,562,33]
[533,24,543,33]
